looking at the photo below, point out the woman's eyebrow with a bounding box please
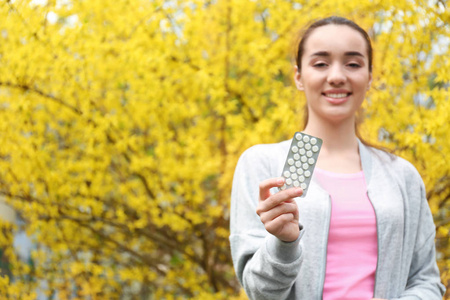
[310,51,365,58]
[344,51,364,57]
[310,51,330,57]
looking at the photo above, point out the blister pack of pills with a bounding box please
[279,132,322,197]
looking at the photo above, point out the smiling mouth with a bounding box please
[323,93,351,99]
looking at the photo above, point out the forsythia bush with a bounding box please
[0,0,448,298]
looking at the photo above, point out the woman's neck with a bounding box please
[303,116,357,151]
[302,116,361,173]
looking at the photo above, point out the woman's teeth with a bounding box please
[325,93,348,99]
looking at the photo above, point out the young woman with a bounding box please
[229,16,445,300]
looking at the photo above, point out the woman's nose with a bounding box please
[327,64,346,85]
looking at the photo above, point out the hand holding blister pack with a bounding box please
[279,132,322,197]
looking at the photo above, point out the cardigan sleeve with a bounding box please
[391,178,445,300]
[229,145,303,300]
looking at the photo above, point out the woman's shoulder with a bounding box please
[239,139,291,161]
[235,139,292,177]
[367,146,422,182]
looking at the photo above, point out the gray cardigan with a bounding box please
[229,139,445,300]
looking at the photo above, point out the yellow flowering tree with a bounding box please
[0,0,448,298]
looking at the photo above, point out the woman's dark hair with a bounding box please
[295,16,391,154]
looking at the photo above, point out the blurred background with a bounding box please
[0,0,449,299]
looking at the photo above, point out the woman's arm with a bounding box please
[391,180,445,300]
[229,146,304,300]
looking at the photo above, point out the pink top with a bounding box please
[314,168,378,300]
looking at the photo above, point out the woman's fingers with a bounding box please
[257,186,303,216]
[259,201,298,224]
[257,178,303,241]
[264,212,297,236]
[259,177,285,201]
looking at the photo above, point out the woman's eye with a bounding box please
[313,63,327,68]
[348,63,361,68]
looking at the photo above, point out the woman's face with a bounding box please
[294,24,372,125]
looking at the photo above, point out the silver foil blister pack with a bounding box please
[279,132,322,197]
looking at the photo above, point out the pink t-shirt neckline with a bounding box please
[314,167,364,178]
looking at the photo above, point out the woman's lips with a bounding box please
[322,92,352,104]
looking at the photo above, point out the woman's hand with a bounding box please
[256,177,303,242]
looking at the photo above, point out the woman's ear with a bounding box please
[294,66,304,91]
[367,72,372,90]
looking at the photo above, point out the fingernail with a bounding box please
[277,178,285,185]
[296,188,303,195]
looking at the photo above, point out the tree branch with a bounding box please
[0,81,82,115]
